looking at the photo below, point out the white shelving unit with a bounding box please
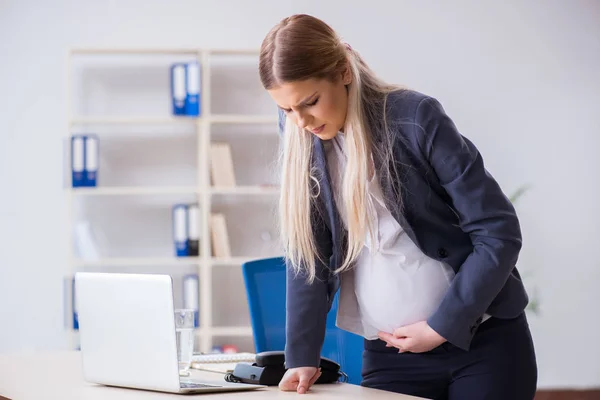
[65,47,281,353]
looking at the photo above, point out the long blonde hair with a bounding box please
[259,14,404,283]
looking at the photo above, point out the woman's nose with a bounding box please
[296,112,311,130]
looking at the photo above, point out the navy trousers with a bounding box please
[361,313,537,400]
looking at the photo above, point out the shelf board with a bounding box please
[70,48,259,56]
[73,257,202,267]
[210,186,279,195]
[208,48,260,56]
[68,186,200,196]
[70,48,201,55]
[69,326,253,336]
[209,115,277,124]
[69,115,277,125]
[70,116,200,125]
[73,257,278,267]
[207,326,254,337]
[211,257,264,266]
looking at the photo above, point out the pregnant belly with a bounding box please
[354,258,454,337]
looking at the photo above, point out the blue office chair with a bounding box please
[241,257,363,385]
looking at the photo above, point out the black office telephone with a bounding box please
[224,351,347,386]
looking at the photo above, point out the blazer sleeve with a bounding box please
[284,247,331,368]
[277,107,331,368]
[414,96,523,351]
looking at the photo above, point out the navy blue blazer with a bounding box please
[279,89,529,368]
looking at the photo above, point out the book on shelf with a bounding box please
[172,204,189,256]
[210,213,231,258]
[185,62,200,116]
[71,135,85,187]
[84,135,99,187]
[187,203,200,256]
[63,276,79,332]
[210,143,236,187]
[73,220,100,261]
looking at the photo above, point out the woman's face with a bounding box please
[268,74,351,140]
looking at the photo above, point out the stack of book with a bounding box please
[170,62,200,117]
[172,203,201,257]
[70,134,99,187]
[171,204,232,259]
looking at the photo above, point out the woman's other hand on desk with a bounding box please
[279,366,322,394]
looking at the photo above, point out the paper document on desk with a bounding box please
[190,352,256,374]
[190,362,242,374]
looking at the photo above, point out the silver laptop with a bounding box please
[75,272,264,394]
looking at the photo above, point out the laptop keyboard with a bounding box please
[180,382,223,389]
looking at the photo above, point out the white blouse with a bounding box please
[324,133,488,340]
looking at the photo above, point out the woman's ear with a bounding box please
[342,63,352,85]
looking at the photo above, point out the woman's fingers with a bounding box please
[378,331,409,351]
[307,368,322,387]
[278,367,319,394]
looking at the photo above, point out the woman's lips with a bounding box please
[311,124,325,134]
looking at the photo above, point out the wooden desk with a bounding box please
[0,352,423,399]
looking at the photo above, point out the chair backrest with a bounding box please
[242,257,363,385]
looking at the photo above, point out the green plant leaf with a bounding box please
[510,184,531,204]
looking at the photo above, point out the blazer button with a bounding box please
[437,248,448,258]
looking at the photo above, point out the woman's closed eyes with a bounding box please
[306,97,319,107]
[281,96,320,114]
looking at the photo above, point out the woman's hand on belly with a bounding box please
[377,321,447,353]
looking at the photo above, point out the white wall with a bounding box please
[1,0,599,389]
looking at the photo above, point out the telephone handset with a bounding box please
[225,350,347,386]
